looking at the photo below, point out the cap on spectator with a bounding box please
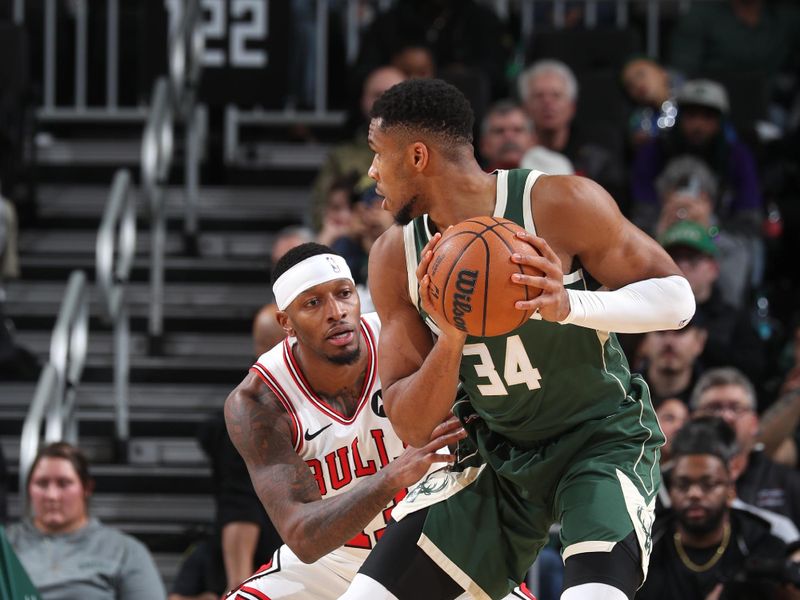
[660,221,718,257]
[677,79,729,114]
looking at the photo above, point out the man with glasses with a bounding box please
[638,417,793,600]
[691,367,800,526]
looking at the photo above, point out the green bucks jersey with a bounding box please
[403,169,640,445]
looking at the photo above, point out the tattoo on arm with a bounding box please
[224,374,399,561]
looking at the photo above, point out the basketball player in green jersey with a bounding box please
[337,79,696,600]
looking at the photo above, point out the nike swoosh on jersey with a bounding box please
[304,423,333,441]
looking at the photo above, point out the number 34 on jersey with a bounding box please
[463,335,542,396]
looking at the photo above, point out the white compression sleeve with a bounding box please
[558,275,695,334]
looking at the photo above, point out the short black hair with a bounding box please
[671,416,738,467]
[370,78,474,146]
[271,242,338,285]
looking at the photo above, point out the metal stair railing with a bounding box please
[141,77,174,356]
[95,169,136,461]
[19,270,89,505]
[169,0,207,255]
[143,0,206,353]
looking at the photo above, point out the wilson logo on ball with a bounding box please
[452,269,478,331]
[426,216,543,337]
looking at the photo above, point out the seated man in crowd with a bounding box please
[631,79,763,238]
[518,59,626,203]
[653,156,754,308]
[640,314,708,405]
[476,99,573,175]
[691,367,800,526]
[660,221,764,382]
[639,417,795,600]
[477,99,535,171]
[620,56,681,148]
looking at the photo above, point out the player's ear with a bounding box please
[275,310,294,337]
[410,141,429,172]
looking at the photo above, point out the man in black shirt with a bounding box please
[639,418,790,600]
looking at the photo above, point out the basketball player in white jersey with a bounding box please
[223,243,469,599]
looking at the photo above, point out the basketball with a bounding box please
[426,216,544,337]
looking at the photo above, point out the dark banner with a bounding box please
[163,0,291,107]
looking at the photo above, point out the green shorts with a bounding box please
[393,375,664,600]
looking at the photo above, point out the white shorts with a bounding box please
[227,544,533,600]
[227,545,365,600]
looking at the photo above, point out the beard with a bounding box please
[394,195,419,226]
[676,503,727,537]
[325,344,362,365]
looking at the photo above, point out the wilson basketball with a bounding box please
[426,216,543,337]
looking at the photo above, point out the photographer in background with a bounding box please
[639,417,798,600]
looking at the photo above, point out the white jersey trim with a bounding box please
[522,170,545,235]
[279,318,378,425]
[250,362,305,452]
[493,169,509,217]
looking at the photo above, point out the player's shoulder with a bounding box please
[253,336,288,371]
[532,173,616,219]
[368,224,410,285]
[371,223,405,257]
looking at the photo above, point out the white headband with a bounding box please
[272,254,354,310]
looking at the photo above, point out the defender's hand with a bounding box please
[510,230,571,323]
[384,416,466,489]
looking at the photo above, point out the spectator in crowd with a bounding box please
[390,42,436,80]
[331,181,393,288]
[478,99,535,171]
[310,66,406,230]
[252,303,284,363]
[0,195,37,380]
[641,315,708,405]
[316,174,358,247]
[270,226,315,272]
[660,221,765,382]
[353,0,509,105]
[691,368,800,526]
[669,0,800,85]
[639,417,793,600]
[656,397,690,468]
[758,322,800,467]
[620,56,682,148]
[6,442,166,599]
[658,417,799,544]
[653,156,753,308]
[631,79,763,238]
[477,99,573,174]
[518,60,626,204]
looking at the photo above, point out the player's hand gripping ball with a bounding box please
[426,216,544,337]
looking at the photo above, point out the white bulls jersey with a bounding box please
[249,312,406,560]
